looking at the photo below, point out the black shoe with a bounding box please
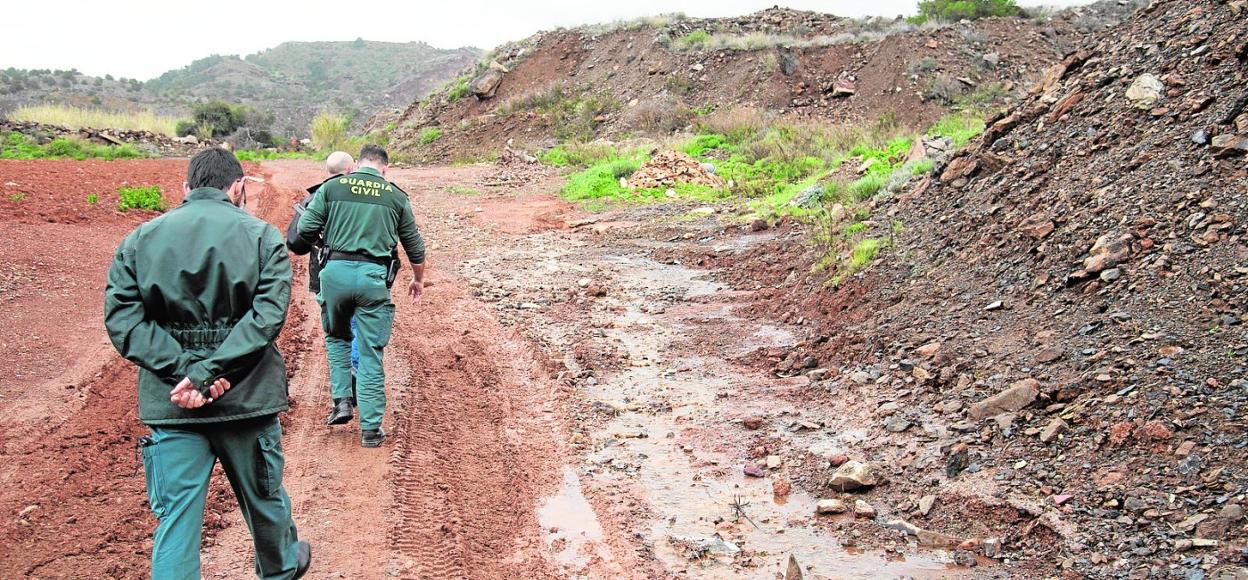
[325,398,354,425]
[294,540,311,579]
[361,428,386,448]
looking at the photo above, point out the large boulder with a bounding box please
[471,69,505,100]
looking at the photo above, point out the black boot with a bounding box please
[325,398,354,425]
[293,540,312,579]
[361,428,386,448]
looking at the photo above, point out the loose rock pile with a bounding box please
[627,150,724,190]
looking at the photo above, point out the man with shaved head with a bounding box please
[286,152,364,415]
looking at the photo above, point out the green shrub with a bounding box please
[174,119,198,137]
[117,186,165,212]
[674,30,711,50]
[446,77,471,102]
[927,112,986,146]
[86,193,98,204]
[419,127,443,145]
[310,111,349,151]
[9,192,25,201]
[917,0,1020,21]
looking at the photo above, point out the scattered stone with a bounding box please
[744,464,766,478]
[742,416,764,430]
[829,460,878,491]
[766,455,782,469]
[1082,232,1133,274]
[1176,440,1196,456]
[1039,417,1068,443]
[785,554,804,580]
[1211,133,1248,157]
[773,478,792,498]
[918,495,936,516]
[1052,494,1073,506]
[816,498,848,516]
[18,504,38,518]
[985,300,1004,311]
[983,538,1002,558]
[885,417,912,433]
[952,550,977,567]
[827,454,849,468]
[1125,73,1163,109]
[969,379,1040,419]
[1020,214,1055,239]
[748,218,769,232]
[830,78,856,98]
[1035,346,1063,363]
[1219,504,1244,522]
[853,500,876,519]
[946,443,969,478]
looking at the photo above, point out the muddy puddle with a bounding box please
[574,254,965,578]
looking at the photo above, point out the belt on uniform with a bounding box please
[168,323,236,348]
[326,251,389,266]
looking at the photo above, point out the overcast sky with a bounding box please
[2,0,1099,80]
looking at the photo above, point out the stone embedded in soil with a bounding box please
[766,455,782,469]
[744,464,766,478]
[918,495,936,516]
[952,550,977,567]
[829,460,878,491]
[1035,346,1063,363]
[827,454,849,467]
[773,478,792,498]
[742,416,764,430]
[968,378,1040,419]
[884,417,911,433]
[1039,417,1068,443]
[1082,232,1133,274]
[1125,73,1163,108]
[853,500,876,519]
[816,498,848,514]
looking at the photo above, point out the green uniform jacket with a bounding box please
[104,187,292,425]
[296,166,425,264]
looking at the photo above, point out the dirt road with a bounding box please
[0,158,976,579]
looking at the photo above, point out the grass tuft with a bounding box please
[8,105,179,136]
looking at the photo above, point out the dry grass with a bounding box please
[7,105,180,136]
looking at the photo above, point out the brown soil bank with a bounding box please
[706,0,1247,577]
[377,3,1145,162]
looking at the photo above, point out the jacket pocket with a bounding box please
[255,423,285,498]
[141,443,168,519]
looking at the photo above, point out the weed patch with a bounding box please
[0,132,143,160]
[117,185,165,212]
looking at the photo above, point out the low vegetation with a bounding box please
[0,132,143,160]
[419,127,443,145]
[8,105,180,136]
[233,149,313,162]
[497,85,619,143]
[540,106,989,285]
[117,185,165,212]
[176,101,277,147]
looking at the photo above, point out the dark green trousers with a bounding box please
[317,260,395,431]
[141,415,300,579]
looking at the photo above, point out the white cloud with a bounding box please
[0,0,1101,80]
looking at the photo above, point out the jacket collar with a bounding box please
[352,166,382,178]
[184,187,231,203]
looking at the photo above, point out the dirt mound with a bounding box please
[378,3,1144,162]
[706,0,1247,575]
[628,150,723,190]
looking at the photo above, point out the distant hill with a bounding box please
[0,40,482,138]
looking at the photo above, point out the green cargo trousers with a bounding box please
[317,260,395,431]
[141,415,300,579]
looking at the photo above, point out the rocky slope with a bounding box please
[379,3,1144,162]
[705,0,1247,576]
[1,41,480,137]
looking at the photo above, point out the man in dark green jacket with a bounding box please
[105,148,311,579]
[296,144,425,447]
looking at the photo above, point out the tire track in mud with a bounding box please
[205,161,591,579]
